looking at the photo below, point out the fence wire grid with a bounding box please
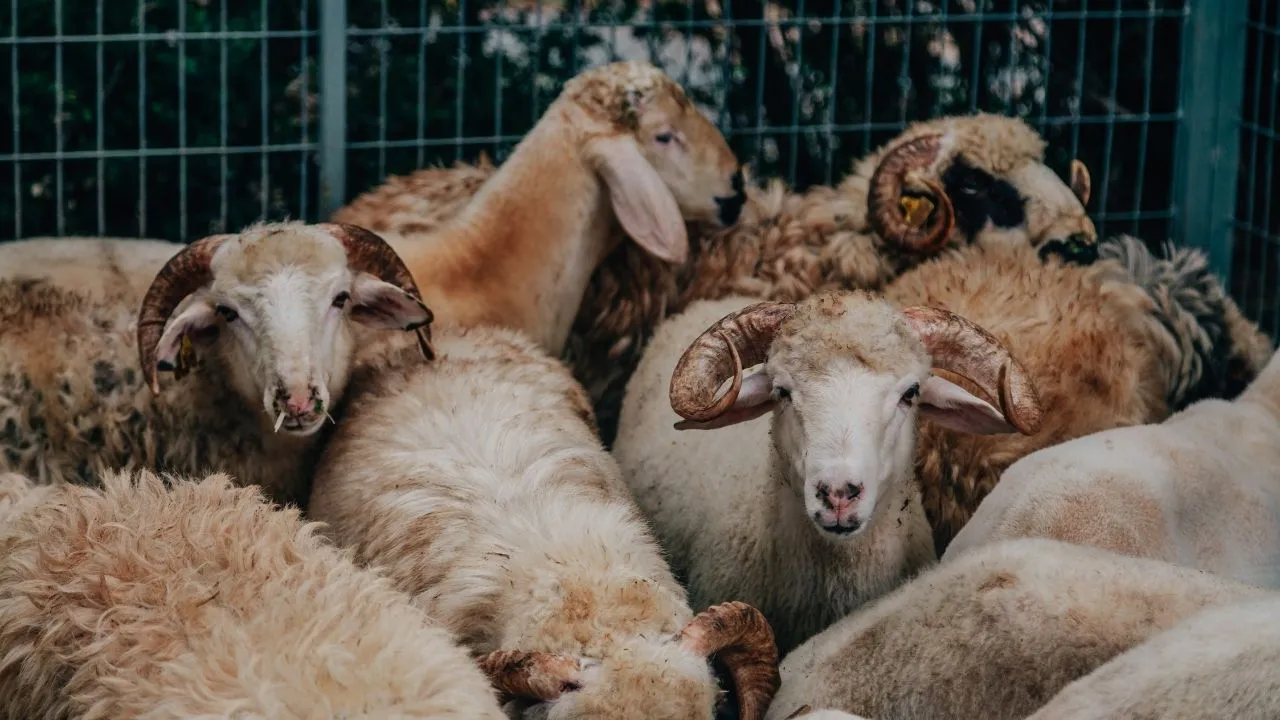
[0,1,1275,332]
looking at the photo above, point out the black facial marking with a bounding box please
[941,157,1028,240]
[1038,234,1100,266]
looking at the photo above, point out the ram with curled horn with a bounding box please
[0,220,437,508]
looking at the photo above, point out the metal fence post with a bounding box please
[1173,0,1249,286]
[318,0,348,218]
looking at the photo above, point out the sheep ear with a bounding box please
[674,371,776,430]
[586,134,689,265]
[1070,159,1092,207]
[154,299,219,379]
[348,272,434,331]
[916,375,1018,435]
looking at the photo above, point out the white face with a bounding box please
[212,264,356,436]
[154,257,431,437]
[770,360,927,538]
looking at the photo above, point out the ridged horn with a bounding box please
[902,305,1044,435]
[677,601,781,720]
[867,133,956,254]
[477,650,584,704]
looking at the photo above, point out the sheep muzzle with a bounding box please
[668,302,796,424]
[901,305,1044,435]
[868,133,957,255]
[676,601,781,720]
[478,650,584,704]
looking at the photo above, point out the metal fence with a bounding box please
[0,1,1274,329]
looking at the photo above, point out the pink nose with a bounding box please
[284,390,316,417]
[820,482,863,517]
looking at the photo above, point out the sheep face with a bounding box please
[862,114,1096,262]
[764,298,933,538]
[669,292,1043,540]
[142,223,433,436]
[565,61,744,265]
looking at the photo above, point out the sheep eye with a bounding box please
[774,386,791,401]
[214,305,238,323]
[655,132,674,144]
[900,383,920,405]
[333,291,351,309]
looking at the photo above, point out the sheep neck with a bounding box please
[400,107,621,355]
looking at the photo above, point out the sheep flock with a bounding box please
[2,60,1279,720]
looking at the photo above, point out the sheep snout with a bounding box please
[715,167,748,226]
[814,481,865,535]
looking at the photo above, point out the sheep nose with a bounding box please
[819,482,863,513]
[715,168,747,226]
[277,386,320,417]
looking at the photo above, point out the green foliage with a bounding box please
[1,0,1188,245]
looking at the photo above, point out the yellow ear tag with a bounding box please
[174,334,196,381]
[899,195,936,229]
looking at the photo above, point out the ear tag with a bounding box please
[900,195,935,228]
[174,334,196,381]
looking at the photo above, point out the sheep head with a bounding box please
[561,61,745,265]
[136,221,434,436]
[859,113,1096,263]
[478,601,779,720]
[668,291,1042,538]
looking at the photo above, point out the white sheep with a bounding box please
[944,345,1280,588]
[1027,593,1280,720]
[612,290,1045,653]
[0,221,434,506]
[0,469,506,719]
[306,326,780,720]
[337,60,745,358]
[763,538,1266,720]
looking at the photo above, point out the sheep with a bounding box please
[305,325,781,720]
[612,221,1263,649]
[763,538,1267,720]
[613,289,1047,653]
[333,112,1097,446]
[942,343,1280,588]
[0,221,435,506]
[0,468,507,720]
[334,60,746,359]
[0,236,185,302]
[882,233,1273,552]
[1027,593,1280,720]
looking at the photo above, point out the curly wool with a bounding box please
[0,469,504,720]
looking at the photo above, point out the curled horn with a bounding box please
[867,133,956,254]
[668,302,797,423]
[317,222,436,361]
[136,234,234,395]
[677,601,781,720]
[901,305,1044,435]
[477,650,584,704]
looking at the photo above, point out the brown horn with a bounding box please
[901,306,1044,435]
[477,650,584,704]
[784,706,815,719]
[317,222,436,361]
[867,133,956,254]
[677,602,780,720]
[136,234,234,395]
[668,302,797,423]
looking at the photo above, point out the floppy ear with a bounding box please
[585,134,688,264]
[916,375,1019,435]
[154,299,220,380]
[674,371,776,430]
[348,272,434,331]
[1070,159,1092,207]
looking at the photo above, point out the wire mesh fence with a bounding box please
[1234,0,1280,338]
[0,1,1273,328]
